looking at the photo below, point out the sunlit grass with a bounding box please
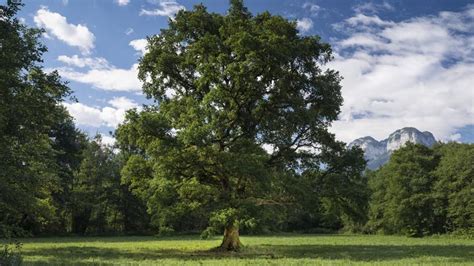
[10,234,474,265]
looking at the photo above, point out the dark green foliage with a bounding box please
[433,143,473,235]
[0,1,149,237]
[253,144,368,234]
[71,136,150,235]
[116,156,151,234]
[46,115,88,234]
[0,0,74,237]
[71,136,119,234]
[296,145,369,232]
[368,143,440,236]
[368,142,473,236]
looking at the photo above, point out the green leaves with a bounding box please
[433,143,473,234]
[0,0,75,237]
[368,143,474,236]
[368,144,440,236]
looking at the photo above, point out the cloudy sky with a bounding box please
[16,0,474,145]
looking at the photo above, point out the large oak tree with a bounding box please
[118,0,363,250]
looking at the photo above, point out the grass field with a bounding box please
[9,234,474,265]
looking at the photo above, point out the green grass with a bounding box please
[7,234,474,265]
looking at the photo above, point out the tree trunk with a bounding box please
[219,224,241,251]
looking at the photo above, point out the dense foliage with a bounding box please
[70,136,149,235]
[0,1,149,238]
[368,143,473,236]
[0,0,73,236]
[433,143,474,234]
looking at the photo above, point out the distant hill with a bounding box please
[348,127,437,169]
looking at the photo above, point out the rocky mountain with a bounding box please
[348,127,437,169]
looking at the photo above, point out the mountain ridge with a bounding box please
[348,127,437,169]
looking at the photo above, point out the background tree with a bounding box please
[299,144,368,231]
[71,136,120,234]
[433,143,473,235]
[268,143,368,233]
[70,135,150,235]
[115,151,151,234]
[118,0,365,250]
[48,113,88,233]
[0,0,75,237]
[367,143,442,236]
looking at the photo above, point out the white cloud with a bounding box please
[261,143,275,154]
[353,1,394,14]
[109,96,139,110]
[339,33,385,48]
[125,27,134,35]
[129,38,148,55]
[63,102,102,127]
[58,63,141,92]
[115,0,130,6]
[140,0,185,17]
[53,54,142,92]
[57,55,110,69]
[100,135,117,146]
[63,97,140,128]
[34,7,95,54]
[346,14,394,27]
[303,2,321,16]
[329,5,474,143]
[296,17,313,33]
[449,133,462,141]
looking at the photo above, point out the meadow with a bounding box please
[11,234,474,265]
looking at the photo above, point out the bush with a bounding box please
[0,240,23,266]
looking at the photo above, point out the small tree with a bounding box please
[118,0,353,250]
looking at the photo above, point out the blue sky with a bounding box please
[13,0,474,144]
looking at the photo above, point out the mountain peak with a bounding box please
[386,127,436,152]
[348,127,437,169]
[349,136,379,145]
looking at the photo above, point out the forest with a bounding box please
[1,0,472,264]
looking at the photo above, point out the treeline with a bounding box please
[367,142,473,236]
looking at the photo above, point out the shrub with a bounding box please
[0,240,23,266]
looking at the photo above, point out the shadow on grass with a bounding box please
[17,235,205,244]
[23,243,474,265]
[15,234,375,244]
